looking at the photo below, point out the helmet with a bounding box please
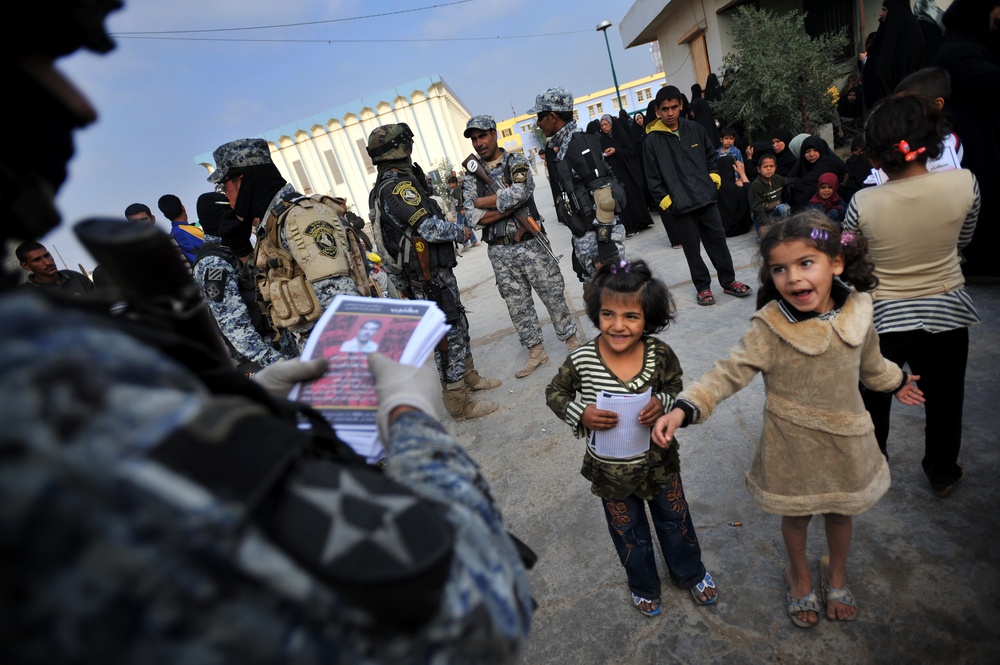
[366,124,414,163]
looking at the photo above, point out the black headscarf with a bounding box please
[704,73,724,102]
[788,136,846,209]
[196,191,253,258]
[688,97,721,149]
[770,128,797,177]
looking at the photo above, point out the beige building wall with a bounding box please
[196,75,472,221]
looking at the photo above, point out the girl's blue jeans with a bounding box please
[600,472,707,600]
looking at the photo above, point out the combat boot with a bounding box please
[565,335,581,352]
[465,356,501,391]
[515,344,549,378]
[442,380,499,420]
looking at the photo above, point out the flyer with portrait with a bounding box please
[290,295,449,462]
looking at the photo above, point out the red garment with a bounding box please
[809,172,842,211]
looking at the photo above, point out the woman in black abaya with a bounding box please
[599,113,652,236]
[863,0,926,110]
[787,136,847,210]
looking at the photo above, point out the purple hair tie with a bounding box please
[810,228,829,242]
[840,231,855,246]
[609,259,630,275]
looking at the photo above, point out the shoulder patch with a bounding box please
[204,266,229,302]
[392,181,422,207]
[511,165,529,183]
[304,220,340,259]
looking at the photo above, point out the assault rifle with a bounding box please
[462,153,560,262]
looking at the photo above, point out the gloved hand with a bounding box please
[659,194,673,211]
[709,172,722,189]
[368,352,441,445]
[253,357,329,400]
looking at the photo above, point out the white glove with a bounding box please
[368,352,441,445]
[253,357,329,400]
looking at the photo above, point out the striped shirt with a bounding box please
[843,173,980,334]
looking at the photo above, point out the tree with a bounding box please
[716,7,849,142]
[427,157,456,214]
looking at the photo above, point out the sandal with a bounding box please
[697,290,716,306]
[631,592,661,617]
[820,555,858,621]
[723,281,753,297]
[785,567,821,629]
[690,571,718,606]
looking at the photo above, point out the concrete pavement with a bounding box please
[442,174,1000,665]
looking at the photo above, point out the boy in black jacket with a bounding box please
[643,86,751,306]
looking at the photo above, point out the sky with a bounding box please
[47,0,659,272]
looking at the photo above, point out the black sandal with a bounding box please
[697,290,716,306]
[723,281,752,297]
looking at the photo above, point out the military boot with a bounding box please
[465,357,501,391]
[565,335,581,352]
[515,344,549,378]
[442,381,498,420]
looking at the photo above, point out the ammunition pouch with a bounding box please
[255,195,377,331]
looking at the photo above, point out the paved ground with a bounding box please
[437,174,999,665]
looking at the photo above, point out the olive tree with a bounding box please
[716,7,849,142]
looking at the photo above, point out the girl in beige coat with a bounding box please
[653,214,925,628]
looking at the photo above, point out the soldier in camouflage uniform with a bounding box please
[208,137,364,348]
[0,3,533,661]
[462,115,580,378]
[367,123,501,420]
[530,87,627,282]
[192,191,296,373]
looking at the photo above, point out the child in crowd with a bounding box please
[747,154,791,238]
[845,94,979,499]
[806,172,847,224]
[865,67,964,186]
[546,259,717,618]
[717,126,744,163]
[653,213,924,628]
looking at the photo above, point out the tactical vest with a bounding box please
[255,194,378,332]
[474,154,545,246]
[370,171,456,278]
[553,132,625,236]
[195,242,277,364]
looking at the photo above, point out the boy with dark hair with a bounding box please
[716,126,744,163]
[158,193,204,264]
[747,153,792,238]
[643,86,751,306]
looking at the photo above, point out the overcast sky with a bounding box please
[47,0,659,271]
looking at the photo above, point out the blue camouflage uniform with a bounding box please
[193,233,294,368]
[0,290,533,664]
[372,169,472,383]
[463,148,577,349]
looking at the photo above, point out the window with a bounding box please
[596,102,604,115]
[588,104,597,118]
[292,160,313,195]
[521,123,534,133]
[612,97,628,111]
[356,138,375,174]
[323,149,345,185]
[636,88,653,102]
[587,102,605,118]
[572,109,579,122]
[501,128,512,138]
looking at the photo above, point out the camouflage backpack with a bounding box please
[255,194,380,331]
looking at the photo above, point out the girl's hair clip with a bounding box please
[609,259,630,275]
[840,231,855,246]
[896,140,927,162]
[810,228,829,242]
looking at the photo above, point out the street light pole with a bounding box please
[596,20,623,112]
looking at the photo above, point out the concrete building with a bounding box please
[495,73,668,160]
[195,74,472,220]
[618,1,952,98]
